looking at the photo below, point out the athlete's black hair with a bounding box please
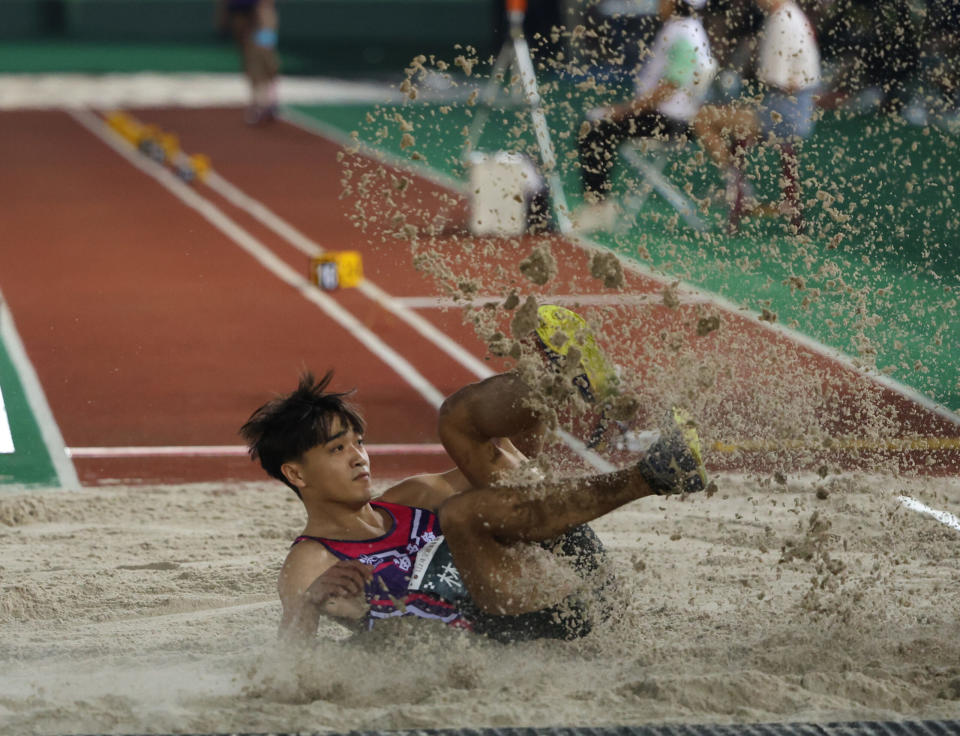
[239,371,366,497]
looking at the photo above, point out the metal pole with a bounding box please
[464,0,572,233]
[511,33,572,233]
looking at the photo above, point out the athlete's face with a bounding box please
[284,417,371,504]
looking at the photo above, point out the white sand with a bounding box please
[2,473,959,735]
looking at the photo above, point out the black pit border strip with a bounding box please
[74,720,960,736]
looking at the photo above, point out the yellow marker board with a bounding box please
[310,251,364,290]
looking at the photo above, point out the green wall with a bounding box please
[0,0,498,74]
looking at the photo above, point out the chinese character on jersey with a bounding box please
[437,562,463,590]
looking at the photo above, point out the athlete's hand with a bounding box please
[303,560,373,606]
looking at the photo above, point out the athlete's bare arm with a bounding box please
[277,543,372,642]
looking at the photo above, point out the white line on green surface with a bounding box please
[0,295,79,488]
[0,384,14,454]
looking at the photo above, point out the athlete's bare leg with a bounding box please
[436,373,702,615]
[231,0,279,122]
[251,0,279,108]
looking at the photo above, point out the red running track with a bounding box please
[0,107,956,486]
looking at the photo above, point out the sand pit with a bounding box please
[2,473,958,735]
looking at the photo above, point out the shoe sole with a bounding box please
[535,305,617,401]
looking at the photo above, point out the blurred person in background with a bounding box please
[574,0,717,232]
[694,0,820,233]
[218,0,280,124]
[816,1,960,122]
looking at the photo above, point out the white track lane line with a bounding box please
[389,293,713,309]
[70,108,444,411]
[898,495,960,533]
[0,292,79,487]
[280,106,468,195]
[205,170,493,382]
[204,170,615,472]
[280,106,960,431]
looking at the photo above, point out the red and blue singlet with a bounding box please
[292,501,472,631]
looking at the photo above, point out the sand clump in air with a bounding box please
[519,242,558,286]
[590,250,625,289]
[2,475,959,735]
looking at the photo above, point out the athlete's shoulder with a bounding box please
[379,468,469,510]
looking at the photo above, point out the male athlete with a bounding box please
[240,307,708,644]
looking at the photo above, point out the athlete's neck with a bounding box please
[302,500,389,541]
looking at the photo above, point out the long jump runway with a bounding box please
[0,105,957,486]
[0,107,479,484]
[0,89,959,736]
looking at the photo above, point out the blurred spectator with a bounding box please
[218,0,280,124]
[568,0,960,120]
[694,0,820,232]
[574,0,717,231]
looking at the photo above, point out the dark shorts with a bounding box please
[579,110,693,197]
[460,524,614,643]
[618,111,692,140]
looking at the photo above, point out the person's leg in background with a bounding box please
[694,102,759,232]
[576,111,666,231]
[762,89,816,234]
[579,114,630,205]
[248,0,280,123]
[227,0,280,124]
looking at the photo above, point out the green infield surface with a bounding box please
[288,89,960,418]
[0,298,71,488]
